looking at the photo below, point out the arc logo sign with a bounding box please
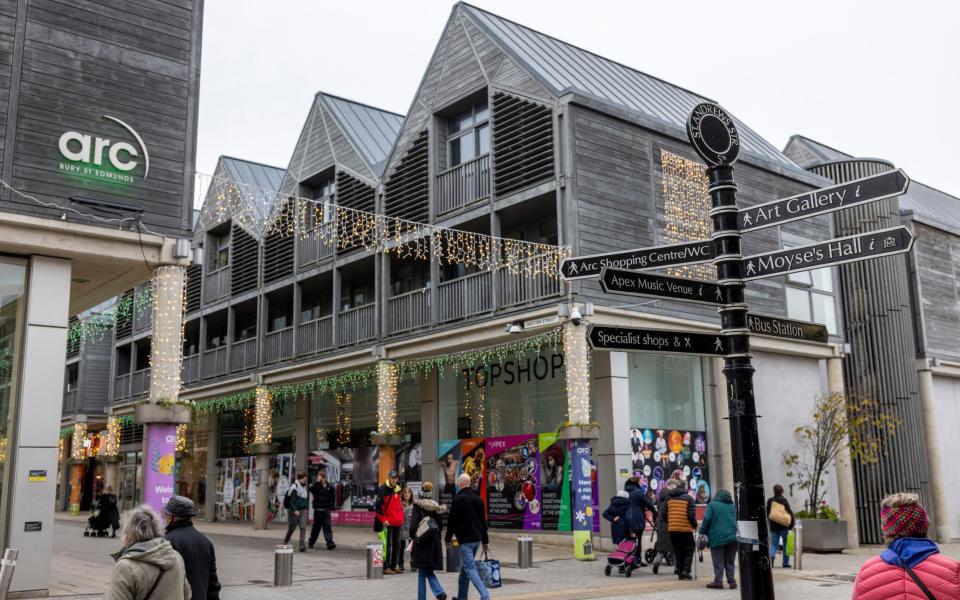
[57,115,150,184]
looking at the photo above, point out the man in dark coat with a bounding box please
[308,469,336,550]
[162,495,221,600]
[624,477,657,565]
[445,473,490,600]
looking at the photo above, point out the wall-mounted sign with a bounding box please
[28,469,47,482]
[588,325,727,356]
[747,313,828,344]
[57,116,150,185]
[24,521,42,532]
[600,268,723,305]
[560,239,713,280]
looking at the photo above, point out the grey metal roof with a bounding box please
[320,94,404,177]
[460,3,807,178]
[901,181,960,236]
[783,135,854,168]
[221,156,286,222]
[197,156,286,240]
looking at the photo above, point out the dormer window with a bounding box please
[310,178,337,228]
[448,101,489,167]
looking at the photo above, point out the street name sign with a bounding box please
[746,313,828,344]
[560,239,713,280]
[742,226,914,281]
[588,325,727,356]
[738,169,910,232]
[600,268,723,305]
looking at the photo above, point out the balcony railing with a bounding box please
[297,316,333,356]
[439,272,492,322]
[296,226,335,267]
[201,346,228,379]
[204,269,231,303]
[263,327,294,364]
[230,338,258,372]
[498,269,563,307]
[131,368,151,397]
[387,288,431,335]
[113,373,131,400]
[337,304,376,346]
[437,154,491,215]
[181,354,200,385]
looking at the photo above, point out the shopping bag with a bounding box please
[476,550,502,589]
[786,530,795,556]
[378,529,387,556]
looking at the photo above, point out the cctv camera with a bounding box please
[570,307,582,326]
[505,322,523,334]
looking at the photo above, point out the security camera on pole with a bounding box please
[686,102,775,600]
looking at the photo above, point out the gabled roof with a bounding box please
[196,156,286,241]
[319,94,404,177]
[459,3,810,180]
[784,135,960,236]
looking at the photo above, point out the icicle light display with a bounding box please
[660,151,713,280]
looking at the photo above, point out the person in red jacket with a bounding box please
[853,492,960,600]
[375,469,405,575]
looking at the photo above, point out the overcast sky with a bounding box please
[196,0,959,202]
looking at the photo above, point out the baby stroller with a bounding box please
[84,494,119,537]
[604,537,643,577]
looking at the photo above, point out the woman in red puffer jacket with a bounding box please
[852,492,960,600]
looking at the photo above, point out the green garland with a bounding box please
[67,287,155,348]
[59,427,74,439]
[193,390,256,414]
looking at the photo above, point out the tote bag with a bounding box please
[476,549,502,589]
[769,501,791,527]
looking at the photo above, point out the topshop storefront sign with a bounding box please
[57,115,150,184]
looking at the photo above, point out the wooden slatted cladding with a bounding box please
[185,264,202,313]
[264,204,295,283]
[384,130,429,223]
[492,92,554,197]
[336,171,376,213]
[115,289,134,339]
[230,224,259,294]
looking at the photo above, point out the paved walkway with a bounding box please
[48,513,960,599]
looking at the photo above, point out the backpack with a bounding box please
[283,487,293,510]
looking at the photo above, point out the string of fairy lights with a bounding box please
[199,172,569,279]
[67,289,154,347]
[375,361,398,436]
[660,150,713,281]
[562,322,591,425]
[148,266,187,404]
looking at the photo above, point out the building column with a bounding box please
[419,370,439,488]
[708,358,734,493]
[204,413,219,521]
[917,358,950,543]
[827,355,860,548]
[103,416,121,494]
[294,392,309,477]
[253,386,273,530]
[372,360,402,482]
[592,350,631,550]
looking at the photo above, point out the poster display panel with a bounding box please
[485,434,541,530]
[630,428,710,503]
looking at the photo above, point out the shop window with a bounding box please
[448,101,490,168]
[783,234,838,335]
[628,354,705,432]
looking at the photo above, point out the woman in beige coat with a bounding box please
[105,504,191,600]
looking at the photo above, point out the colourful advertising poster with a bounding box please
[438,439,461,508]
[461,438,486,509]
[144,424,176,513]
[571,440,595,558]
[631,428,710,503]
[538,433,571,531]
[485,434,540,530]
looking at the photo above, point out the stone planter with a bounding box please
[798,518,848,552]
[556,425,601,440]
[370,432,405,446]
[135,403,191,425]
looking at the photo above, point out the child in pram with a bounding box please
[84,486,119,537]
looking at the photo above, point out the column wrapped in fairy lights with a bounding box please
[252,386,273,446]
[563,321,591,424]
[71,422,88,460]
[149,266,187,403]
[376,360,398,435]
[104,416,121,457]
[175,424,188,453]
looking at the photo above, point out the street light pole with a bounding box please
[687,102,775,599]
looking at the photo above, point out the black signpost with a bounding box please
[599,268,723,305]
[588,325,726,356]
[747,313,828,344]
[739,169,909,232]
[559,239,712,280]
[742,226,914,281]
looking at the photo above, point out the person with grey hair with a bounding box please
[445,473,489,600]
[105,504,191,600]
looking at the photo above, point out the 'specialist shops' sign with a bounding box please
[57,115,150,185]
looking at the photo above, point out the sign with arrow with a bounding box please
[739,169,910,232]
[747,313,828,344]
[600,268,723,305]
[560,239,713,280]
[588,325,727,356]
[741,226,914,281]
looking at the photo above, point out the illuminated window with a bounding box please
[660,150,712,280]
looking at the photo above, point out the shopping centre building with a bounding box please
[56,1,960,563]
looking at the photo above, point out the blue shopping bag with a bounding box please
[476,550,502,589]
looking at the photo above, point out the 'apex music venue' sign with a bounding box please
[58,115,150,185]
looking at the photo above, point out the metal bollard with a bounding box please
[793,522,803,571]
[274,545,293,586]
[517,536,533,568]
[366,543,384,579]
[0,549,18,598]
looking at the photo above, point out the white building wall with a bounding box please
[752,351,838,514]
[932,375,960,540]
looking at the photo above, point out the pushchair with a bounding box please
[84,495,119,537]
[604,537,643,577]
[643,517,675,572]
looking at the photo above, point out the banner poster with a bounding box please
[143,424,176,513]
[571,440,595,557]
[215,457,253,521]
[538,433,571,531]
[270,453,294,522]
[630,428,710,503]
[461,438,486,509]
[395,441,423,483]
[438,439,461,508]
[485,434,541,530]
